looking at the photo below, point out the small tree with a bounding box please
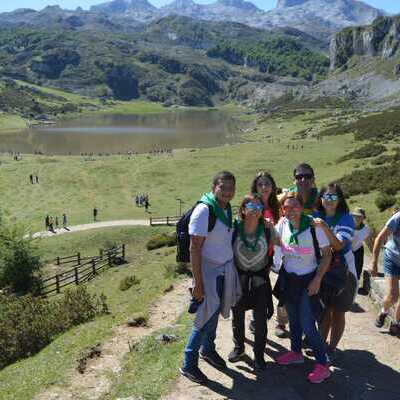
[375,193,397,212]
[0,226,42,293]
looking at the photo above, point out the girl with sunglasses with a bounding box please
[229,193,275,371]
[274,194,332,383]
[314,182,357,360]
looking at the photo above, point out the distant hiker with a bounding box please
[62,213,68,229]
[35,175,39,184]
[144,197,150,212]
[49,216,55,233]
[180,171,241,385]
[29,174,34,184]
[45,215,50,230]
[55,216,59,229]
[93,207,98,222]
[371,211,400,336]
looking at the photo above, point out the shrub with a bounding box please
[146,233,176,251]
[119,275,140,291]
[0,226,42,293]
[163,263,191,278]
[337,143,386,163]
[0,286,108,370]
[375,193,397,212]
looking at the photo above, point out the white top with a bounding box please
[352,225,371,252]
[275,218,330,276]
[189,203,233,265]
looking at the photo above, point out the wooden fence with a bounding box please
[40,244,126,297]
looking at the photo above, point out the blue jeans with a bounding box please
[182,275,224,370]
[286,289,328,365]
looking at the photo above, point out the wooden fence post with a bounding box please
[150,217,153,226]
[77,252,81,265]
[56,256,60,266]
[92,258,97,275]
[99,249,103,260]
[108,252,112,267]
[167,216,169,225]
[122,244,126,261]
[56,275,60,293]
[75,267,79,285]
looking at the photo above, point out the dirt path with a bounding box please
[34,279,190,400]
[31,219,150,239]
[163,289,400,400]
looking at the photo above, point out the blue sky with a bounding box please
[0,0,399,13]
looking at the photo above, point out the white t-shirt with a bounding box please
[189,203,233,265]
[275,218,330,276]
[352,225,371,252]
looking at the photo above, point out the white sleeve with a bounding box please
[358,225,371,243]
[316,226,330,249]
[189,203,209,237]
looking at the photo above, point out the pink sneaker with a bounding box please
[276,351,304,365]
[307,363,331,384]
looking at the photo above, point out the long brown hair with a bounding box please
[250,171,280,223]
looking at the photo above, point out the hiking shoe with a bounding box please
[327,346,338,363]
[276,351,304,365]
[307,363,331,384]
[249,320,255,334]
[389,322,400,336]
[375,312,388,328]
[275,324,288,339]
[200,351,226,369]
[254,357,267,371]
[180,366,208,384]
[228,348,245,363]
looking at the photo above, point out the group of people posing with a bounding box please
[180,164,400,385]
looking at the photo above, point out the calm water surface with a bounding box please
[0,110,240,155]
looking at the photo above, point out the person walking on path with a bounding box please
[180,171,242,385]
[144,197,150,213]
[93,207,98,222]
[229,193,275,371]
[351,207,374,294]
[55,216,59,230]
[62,213,68,229]
[35,175,39,184]
[371,211,400,336]
[313,182,357,359]
[29,174,34,184]
[49,216,55,233]
[45,214,50,231]
[274,194,332,384]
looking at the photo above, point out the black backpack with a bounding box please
[176,202,217,263]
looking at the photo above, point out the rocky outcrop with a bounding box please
[330,16,400,70]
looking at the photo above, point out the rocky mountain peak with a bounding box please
[91,0,156,14]
[215,0,260,12]
[276,0,308,8]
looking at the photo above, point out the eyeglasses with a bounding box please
[322,193,339,202]
[295,173,314,181]
[245,202,264,212]
[257,179,272,187]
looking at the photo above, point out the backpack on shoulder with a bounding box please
[176,202,217,263]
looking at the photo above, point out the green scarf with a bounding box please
[200,192,232,229]
[288,214,312,246]
[238,220,264,252]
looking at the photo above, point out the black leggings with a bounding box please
[354,246,364,281]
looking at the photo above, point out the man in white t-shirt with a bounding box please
[180,171,241,385]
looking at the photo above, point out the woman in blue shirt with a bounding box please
[314,182,356,359]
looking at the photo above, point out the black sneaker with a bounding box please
[249,320,255,334]
[180,366,208,384]
[200,351,227,369]
[375,312,388,328]
[228,348,245,363]
[389,322,400,336]
[254,357,267,371]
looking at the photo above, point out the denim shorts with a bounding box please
[383,253,400,277]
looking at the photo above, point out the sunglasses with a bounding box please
[257,179,272,187]
[283,205,302,211]
[295,173,314,181]
[322,193,339,202]
[245,202,264,212]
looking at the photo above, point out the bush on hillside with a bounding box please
[375,194,397,212]
[119,275,141,291]
[337,143,386,163]
[0,226,42,294]
[0,286,108,370]
[146,233,176,251]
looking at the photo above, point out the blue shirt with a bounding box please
[384,212,400,265]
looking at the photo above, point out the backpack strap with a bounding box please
[206,203,217,232]
[310,225,322,264]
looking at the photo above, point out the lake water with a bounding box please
[0,110,240,155]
